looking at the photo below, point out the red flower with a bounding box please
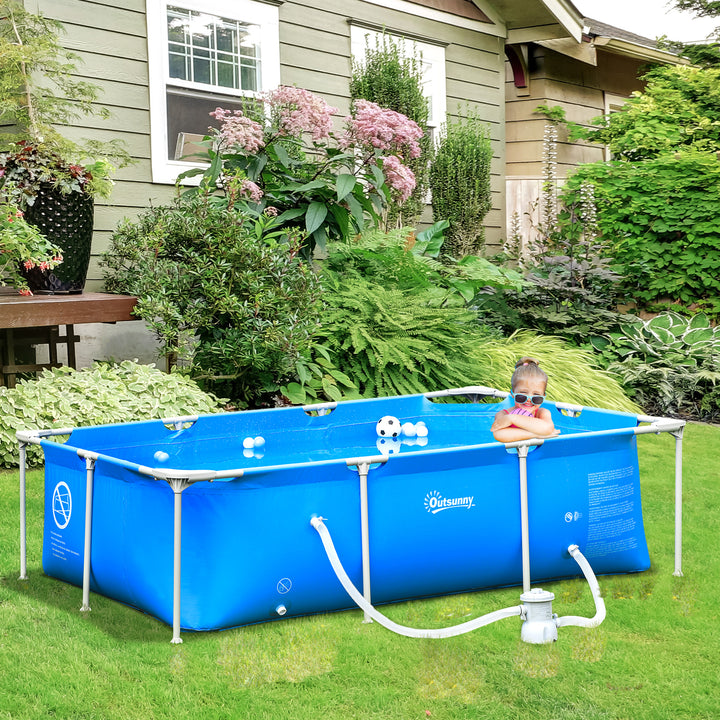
[23,260,35,270]
[18,288,33,296]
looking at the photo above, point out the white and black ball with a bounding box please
[376,415,401,438]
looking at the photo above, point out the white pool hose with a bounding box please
[555,544,607,628]
[310,516,522,638]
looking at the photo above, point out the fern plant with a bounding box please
[317,278,492,397]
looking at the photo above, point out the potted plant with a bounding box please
[0,201,63,295]
[0,1,130,294]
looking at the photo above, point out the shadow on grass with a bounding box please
[2,565,185,644]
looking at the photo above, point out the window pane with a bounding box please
[168,52,187,81]
[193,57,211,85]
[166,90,262,160]
[166,6,260,91]
[217,60,236,89]
[240,64,258,93]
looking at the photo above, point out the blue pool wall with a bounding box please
[41,394,649,631]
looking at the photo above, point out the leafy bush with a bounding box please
[316,276,495,397]
[181,85,423,257]
[102,194,322,408]
[350,32,432,226]
[593,312,720,420]
[482,185,629,347]
[0,361,226,467]
[429,111,493,257]
[280,227,522,405]
[323,225,523,306]
[566,65,720,160]
[565,153,720,308]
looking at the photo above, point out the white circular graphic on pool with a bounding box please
[52,481,72,529]
[277,578,292,594]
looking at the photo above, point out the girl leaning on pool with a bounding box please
[491,357,560,443]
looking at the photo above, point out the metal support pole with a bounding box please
[19,442,27,581]
[517,445,531,594]
[81,457,96,612]
[672,427,684,577]
[358,461,373,623]
[170,481,186,644]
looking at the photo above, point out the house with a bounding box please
[505,17,686,243]
[28,0,584,281]
[15,0,673,365]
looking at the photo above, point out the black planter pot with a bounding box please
[21,184,95,294]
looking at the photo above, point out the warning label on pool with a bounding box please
[584,466,638,559]
[48,530,80,562]
[52,481,72,529]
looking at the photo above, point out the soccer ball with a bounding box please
[376,415,401,437]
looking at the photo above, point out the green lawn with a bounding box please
[1,424,718,720]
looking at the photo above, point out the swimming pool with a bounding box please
[17,386,685,643]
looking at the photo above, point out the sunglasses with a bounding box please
[512,391,545,406]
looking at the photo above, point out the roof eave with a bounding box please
[593,37,690,65]
[501,0,584,43]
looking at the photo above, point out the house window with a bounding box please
[146,0,280,184]
[350,25,446,143]
[603,92,628,161]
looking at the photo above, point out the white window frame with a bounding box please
[603,92,628,161]
[146,0,280,184]
[350,25,446,141]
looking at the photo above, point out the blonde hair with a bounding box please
[511,356,548,391]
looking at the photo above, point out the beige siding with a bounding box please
[30,0,509,287]
[505,43,648,247]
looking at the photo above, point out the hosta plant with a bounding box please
[0,361,226,467]
[592,312,720,420]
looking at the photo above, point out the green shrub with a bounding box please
[317,276,494,397]
[429,111,493,257]
[564,153,720,309]
[350,33,432,226]
[0,361,226,467]
[323,226,522,307]
[592,312,720,420]
[102,194,322,408]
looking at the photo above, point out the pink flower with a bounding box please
[264,206,279,216]
[382,155,416,203]
[265,86,337,142]
[23,260,35,270]
[210,108,265,153]
[239,179,263,203]
[343,100,423,159]
[39,261,49,271]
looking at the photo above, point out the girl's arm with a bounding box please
[491,407,558,442]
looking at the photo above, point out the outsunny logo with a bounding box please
[424,490,475,514]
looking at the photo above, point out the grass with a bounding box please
[1,423,718,719]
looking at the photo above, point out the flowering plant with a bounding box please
[0,203,63,294]
[180,86,423,255]
[0,141,115,207]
